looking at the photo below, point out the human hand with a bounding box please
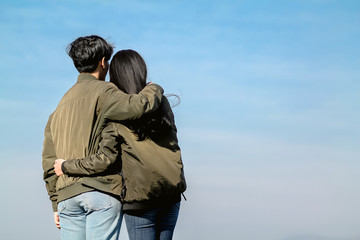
[54,159,66,176]
[54,212,60,229]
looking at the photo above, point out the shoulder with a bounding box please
[87,80,118,92]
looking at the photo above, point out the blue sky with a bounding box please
[0,0,359,239]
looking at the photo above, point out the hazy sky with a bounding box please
[0,0,359,239]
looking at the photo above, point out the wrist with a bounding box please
[61,161,66,174]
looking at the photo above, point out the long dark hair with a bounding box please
[109,49,176,141]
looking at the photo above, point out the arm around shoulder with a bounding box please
[103,83,164,121]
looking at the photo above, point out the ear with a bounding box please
[100,57,106,69]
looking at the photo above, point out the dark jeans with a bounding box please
[124,202,180,240]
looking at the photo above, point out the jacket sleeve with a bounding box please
[62,123,121,176]
[42,115,58,212]
[102,83,164,121]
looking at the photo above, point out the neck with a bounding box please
[90,72,100,80]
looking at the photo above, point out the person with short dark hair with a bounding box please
[42,36,164,240]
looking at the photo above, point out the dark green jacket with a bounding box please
[62,98,186,211]
[42,73,163,211]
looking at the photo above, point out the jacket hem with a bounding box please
[57,182,94,205]
[123,195,181,212]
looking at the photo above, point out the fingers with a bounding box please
[54,212,61,229]
[54,159,65,176]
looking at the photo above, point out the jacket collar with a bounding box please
[77,73,99,83]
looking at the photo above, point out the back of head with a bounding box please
[109,49,147,94]
[66,35,114,73]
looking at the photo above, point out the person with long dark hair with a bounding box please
[54,49,186,240]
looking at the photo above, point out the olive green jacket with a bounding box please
[62,98,186,211]
[42,73,163,211]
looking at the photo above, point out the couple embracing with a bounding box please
[42,35,186,240]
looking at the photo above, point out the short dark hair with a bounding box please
[66,35,114,73]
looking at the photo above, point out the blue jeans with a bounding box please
[124,202,180,240]
[58,191,122,240]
